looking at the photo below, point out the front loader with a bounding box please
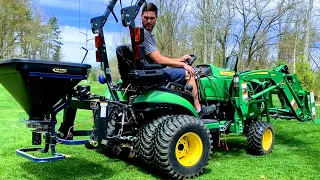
[0,0,318,179]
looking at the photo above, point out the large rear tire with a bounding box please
[247,121,275,155]
[135,115,171,164]
[153,115,213,179]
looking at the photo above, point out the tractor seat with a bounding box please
[116,45,166,86]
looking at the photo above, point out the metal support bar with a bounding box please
[283,77,302,106]
[96,102,109,148]
[269,108,292,114]
[16,148,66,163]
[90,0,120,102]
[16,93,88,162]
[251,85,278,100]
[56,137,88,145]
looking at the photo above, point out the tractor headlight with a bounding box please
[233,75,239,88]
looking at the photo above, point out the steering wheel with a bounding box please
[186,54,197,66]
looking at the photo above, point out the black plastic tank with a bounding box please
[0,59,91,120]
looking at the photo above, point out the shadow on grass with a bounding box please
[93,138,245,179]
[211,135,248,158]
[101,152,214,180]
[20,157,114,180]
[95,150,167,180]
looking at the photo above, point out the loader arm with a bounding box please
[232,65,319,128]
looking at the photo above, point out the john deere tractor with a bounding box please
[0,0,318,179]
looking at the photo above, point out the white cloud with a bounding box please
[59,26,127,67]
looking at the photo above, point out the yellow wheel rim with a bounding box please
[175,132,203,167]
[262,129,273,151]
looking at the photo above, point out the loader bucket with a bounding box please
[0,59,91,120]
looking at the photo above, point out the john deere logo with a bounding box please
[219,71,235,76]
[53,68,67,73]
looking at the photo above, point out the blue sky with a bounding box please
[38,0,132,30]
[36,0,150,66]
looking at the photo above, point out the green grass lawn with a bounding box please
[0,82,320,180]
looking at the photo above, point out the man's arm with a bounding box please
[147,50,196,76]
[147,50,186,67]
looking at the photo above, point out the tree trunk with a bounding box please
[293,32,298,73]
[303,0,313,65]
[203,0,207,63]
[210,0,222,64]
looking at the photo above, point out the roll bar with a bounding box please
[90,0,146,101]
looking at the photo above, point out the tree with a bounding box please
[154,0,192,57]
[216,0,235,66]
[48,16,63,61]
[209,0,223,64]
[233,0,295,69]
[303,0,313,66]
[0,0,32,59]
[0,0,63,61]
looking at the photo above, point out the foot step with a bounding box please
[201,119,218,124]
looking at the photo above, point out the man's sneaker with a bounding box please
[198,104,216,118]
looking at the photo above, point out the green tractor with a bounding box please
[0,0,318,179]
[85,0,319,179]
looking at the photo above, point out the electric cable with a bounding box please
[121,83,132,99]
[203,74,232,99]
[58,117,94,141]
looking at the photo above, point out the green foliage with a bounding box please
[87,58,120,83]
[49,16,63,61]
[276,59,286,66]
[0,0,62,60]
[87,69,96,82]
[293,60,320,96]
[87,67,102,83]
[52,45,62,61]
[109,59,120,81]
[295,60,314,89]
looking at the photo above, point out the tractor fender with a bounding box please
[133,90,198,118]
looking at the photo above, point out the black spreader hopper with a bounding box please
[0,58,91,120]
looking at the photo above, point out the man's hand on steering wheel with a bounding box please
[178,54,196,77]
[183,64,196,77]
[178,55,192,62]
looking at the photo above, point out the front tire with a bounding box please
[247,121,275,155]
[153,115,213,179]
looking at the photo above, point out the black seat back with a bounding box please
[116,45,135,85]
[116,45,165,87]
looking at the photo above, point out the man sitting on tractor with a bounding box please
[141,3,216,117]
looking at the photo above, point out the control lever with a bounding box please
[81,47,88,64]
[111,10,118,23]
